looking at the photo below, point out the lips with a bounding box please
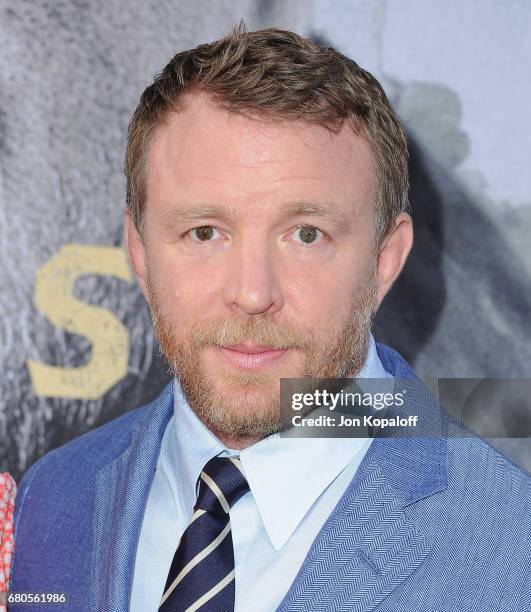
[218,343,289,369]
[223,342,279,354]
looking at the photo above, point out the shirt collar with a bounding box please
[171,332,391,550]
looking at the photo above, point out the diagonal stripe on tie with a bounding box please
[185,569,236,612]
[162,521,232,602]
[159,456,250,612]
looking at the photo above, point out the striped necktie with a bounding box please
[159,455,250,612]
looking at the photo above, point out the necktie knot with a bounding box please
[194,456,250,516]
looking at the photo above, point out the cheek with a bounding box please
[150,264,220,333]
[286,274,348,335]
[292,262,372,331]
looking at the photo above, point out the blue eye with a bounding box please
[293,225,325,245]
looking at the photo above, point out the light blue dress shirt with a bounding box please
[130,333,392,611]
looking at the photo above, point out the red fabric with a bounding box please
[0,473,16,612]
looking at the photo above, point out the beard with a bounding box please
[145,268,377,445]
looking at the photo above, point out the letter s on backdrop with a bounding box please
[27,244,133,400]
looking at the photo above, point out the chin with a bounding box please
[212,371,280,398]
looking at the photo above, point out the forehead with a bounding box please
[145,91,375,217]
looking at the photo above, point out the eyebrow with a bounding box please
[162,200,353,236]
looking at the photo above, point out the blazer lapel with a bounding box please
[277,369,448,612]
[91,382,175,611]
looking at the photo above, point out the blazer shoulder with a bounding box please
[13,394,160,534]
[446,415,531,510]
[30,401,150,476]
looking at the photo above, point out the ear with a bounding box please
[124,210,149,302]
[375,212,413,308]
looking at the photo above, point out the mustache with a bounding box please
[188,315,316,350]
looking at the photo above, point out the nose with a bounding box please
[223,234,284,316]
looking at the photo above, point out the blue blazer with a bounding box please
[10,344,531,611]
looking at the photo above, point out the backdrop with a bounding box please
[1,0,530,480]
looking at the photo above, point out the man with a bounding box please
[10,24,531,612]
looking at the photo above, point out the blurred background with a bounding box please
[1,0,530,480]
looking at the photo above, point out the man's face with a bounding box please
[132,92,382,447]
